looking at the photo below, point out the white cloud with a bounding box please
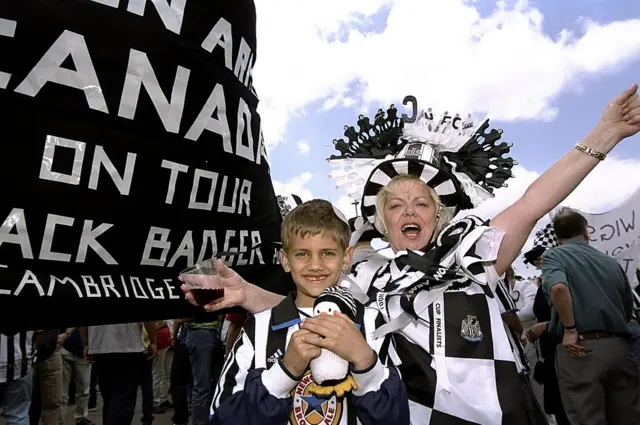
[273,174,360,219]
[461,156,640,276]
[464,156,640,220]
[273,172,314,203]
[296,140,311,155]
[253,0,640,149]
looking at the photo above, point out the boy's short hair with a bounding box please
[281,199,350,252]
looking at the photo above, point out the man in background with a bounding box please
[170,319,191,425]
[30,329,67,425]
[183,315,223,425]
[60,328,94,425]
[0,330,34,425]
[152,321,173,414]
[542,209,640,425]
[81,323,157,425]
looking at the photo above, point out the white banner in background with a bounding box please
[614,244,640,288]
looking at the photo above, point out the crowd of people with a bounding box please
[0,6,639,422]
[0,315,234,425]
[2,223,640,425]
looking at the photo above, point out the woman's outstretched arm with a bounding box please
[491,84,640,276]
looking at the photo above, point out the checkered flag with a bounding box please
[533,222,558,249]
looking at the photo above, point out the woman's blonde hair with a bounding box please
[374,174,453,238]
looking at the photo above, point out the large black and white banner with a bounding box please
[0,0,293,333]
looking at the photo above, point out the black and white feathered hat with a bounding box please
[313,284,357,322]
[326,96,517,226]
[523,223,559,265]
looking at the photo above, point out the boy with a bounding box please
[210,199,409,425]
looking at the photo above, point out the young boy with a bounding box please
[210,199,409,425]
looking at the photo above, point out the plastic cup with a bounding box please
[179,259,224,306]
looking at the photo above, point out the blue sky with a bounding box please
[254,0,640,223]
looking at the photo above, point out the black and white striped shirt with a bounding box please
[0,331,35,383]
[212,294,408,425]
[349,217,540,424]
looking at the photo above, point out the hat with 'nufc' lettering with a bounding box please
[325,97,518,231]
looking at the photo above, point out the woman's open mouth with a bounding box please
[401,223,422,240]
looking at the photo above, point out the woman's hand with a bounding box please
[180,259,248,312]
[526,322,548,342]
[300,313,375,370]
[592,84,640,146]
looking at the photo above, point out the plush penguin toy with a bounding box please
[308,282,359,397]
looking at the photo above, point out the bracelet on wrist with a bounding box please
[563,323,577,330]
[575,143,606,161]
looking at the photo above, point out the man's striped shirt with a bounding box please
[0,331,35,383]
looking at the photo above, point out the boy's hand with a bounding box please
[282,329,321,377]
[301,313,375,370]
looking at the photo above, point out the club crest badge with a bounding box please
[461,314,483,343]
[290,370,343,425]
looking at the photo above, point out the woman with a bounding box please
[505,266,538,371]
[181,85,640,424]
[524,226,570,425]
[529,289,570,425]
[506,267,537,332]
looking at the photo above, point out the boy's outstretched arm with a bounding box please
[211,316,298,425]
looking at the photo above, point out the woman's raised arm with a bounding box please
[491,84,640,276]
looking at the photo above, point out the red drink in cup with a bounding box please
[179,259,224,306]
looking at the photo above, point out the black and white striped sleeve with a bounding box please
[211,315,256,412]
[495,278,517,314]
[210,313,298,425]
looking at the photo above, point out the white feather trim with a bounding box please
[327,158,384,201]
[442,157,494,207]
